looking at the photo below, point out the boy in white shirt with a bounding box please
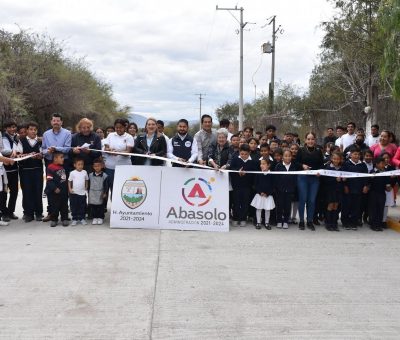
[68,157,89,225]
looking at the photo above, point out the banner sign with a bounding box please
[110,165,230,232]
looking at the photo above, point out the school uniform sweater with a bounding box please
[254,172,274,195]
[342,160,368,194]
[273,162,299,193]
[229,156,257,189]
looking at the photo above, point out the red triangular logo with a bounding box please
[188,183,206,198]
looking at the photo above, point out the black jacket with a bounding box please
[133,133,167,166]
[69,132,102,167]
[342,160,368,194]
[369,169,391,193]
[322,163,344,192]
[273,162,299,193]
[254,172,274,196]
[229,156,258,189]
[207,142,231,167]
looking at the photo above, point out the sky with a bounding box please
[0,0,334,122]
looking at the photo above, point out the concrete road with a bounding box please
[1,198,400,339]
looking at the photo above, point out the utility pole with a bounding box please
[262,16,282,116]
[216,5,248,131]
[195,93,206,126]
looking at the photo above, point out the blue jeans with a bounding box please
[297,175,320,222]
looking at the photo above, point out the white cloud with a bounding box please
[0,0,334,121]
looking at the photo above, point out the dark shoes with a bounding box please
[299,221,305,230]
[265,223,271,230]
[255,223,261,230]
[307,222,315,231]
[42,214,52,222]
[24,216,34,223]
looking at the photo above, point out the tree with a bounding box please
[378,0,400,99]
[0,29,127,130]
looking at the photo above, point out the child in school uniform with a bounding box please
[289,144,300,223]
[230,143,258,227]
[250,158,275,230]
[259,143,274,163]
[68,157,89,225]
[274,149,299,229]
[18,122,44,222]
[368,157,392,231]
[45,152,69,227]
[381,152,396,228]
[323,151,344,231]
[88,159,109,225]
[361,149,374,224]
[341,148,369,230]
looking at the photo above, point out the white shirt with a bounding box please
[341,133,356,150]
[103,132,134,169]
[283,162,291,171]
[364,161,373,172]
[68,169,88,196]
[366,135,379,147]
[335,136,342,147]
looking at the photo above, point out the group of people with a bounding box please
[0,113,397,232]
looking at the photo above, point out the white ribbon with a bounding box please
[88,149,400,178]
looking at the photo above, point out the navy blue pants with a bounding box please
[1,171,19,216]
[276,191,293,224]
[368,191,385,227]
[20,168,43,218]
[341,193,362,225]
[48,193,69,222]
[233,187,251,221]
[90,204,105,219]
[70,194,87,220]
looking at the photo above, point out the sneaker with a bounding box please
[239,221,246,227]
[233,221,240,227]
[71,220,78,226]
[282,223,289,229]
[92,218,98,225]
[276,223,282,229]
[264,223,271,230]
[50,221,57,227]
[97,218,104,225]
[81,219,87,225]
[255,223,261,230]
[0,220,9,226]
[62,220,69,227]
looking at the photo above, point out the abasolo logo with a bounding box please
[182,177,214,206]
